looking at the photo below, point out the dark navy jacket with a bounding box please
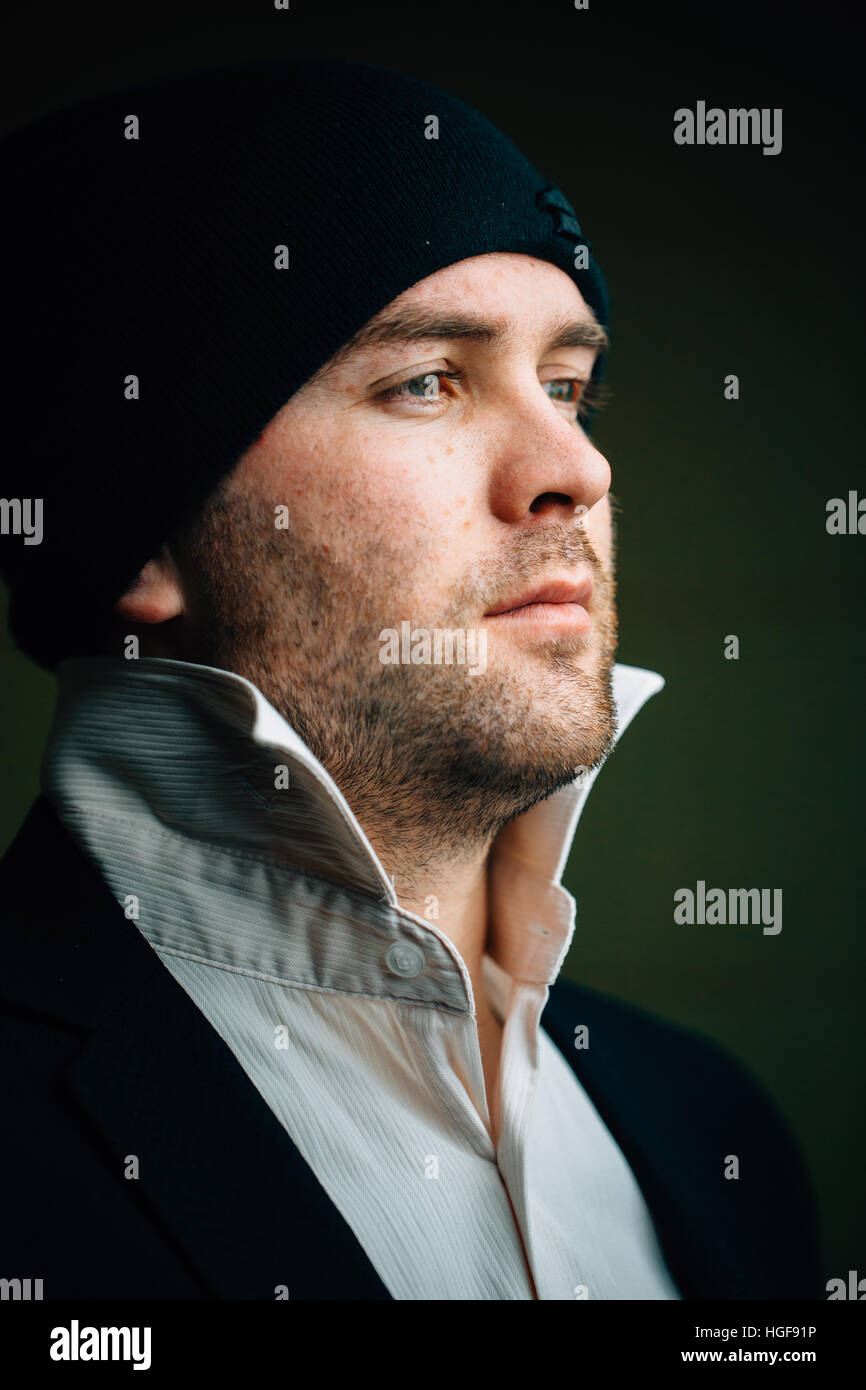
[0,796,822,1300]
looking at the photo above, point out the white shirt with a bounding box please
[40,654,681,1301]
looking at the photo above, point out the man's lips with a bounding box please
[484,573,594,631]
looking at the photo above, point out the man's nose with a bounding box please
[485,386,611,528]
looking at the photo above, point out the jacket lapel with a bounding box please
[0,796,392,1300]
[541,980,771,1300]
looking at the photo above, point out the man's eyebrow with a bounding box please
[311,306,609,383]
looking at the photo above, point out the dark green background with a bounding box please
[1,0,862,1290]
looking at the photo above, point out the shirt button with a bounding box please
[384,941,426,978]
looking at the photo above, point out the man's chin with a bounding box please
[498,715,613,793]
[495,658,616,780]
[430,679,616,825]
[457,738,608,834]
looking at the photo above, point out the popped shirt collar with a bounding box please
[41,656,664,998]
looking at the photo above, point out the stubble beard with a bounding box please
[174,487,619,875]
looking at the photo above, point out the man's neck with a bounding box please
[360,821,494,995]
[395,854,491,987]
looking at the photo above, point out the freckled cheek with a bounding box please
[265,422,479,573]
[346,435,472,521]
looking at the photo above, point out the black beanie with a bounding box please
[0,57,609,671]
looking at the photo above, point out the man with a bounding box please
[0,58,820,1300]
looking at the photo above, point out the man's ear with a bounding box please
[113,544,185,625]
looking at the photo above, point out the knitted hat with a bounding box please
[0,57,609,670]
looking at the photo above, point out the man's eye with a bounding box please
[544,378,584,405]
[374,370,604,421]
[377,370,463,404]
[545,377,606,425]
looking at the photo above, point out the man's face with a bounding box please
[173,253,618,859]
